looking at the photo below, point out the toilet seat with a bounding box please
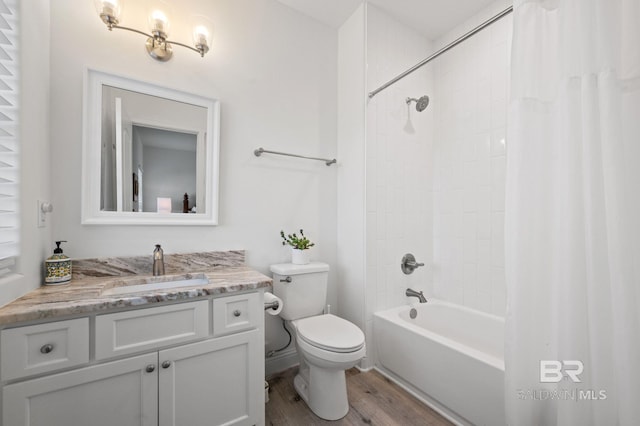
[294,314,365,353]
[295,332,366,366]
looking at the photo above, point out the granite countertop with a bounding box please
[0,251,273,326]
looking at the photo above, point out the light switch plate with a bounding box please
[37,200,45,227]
[37,200,52,228]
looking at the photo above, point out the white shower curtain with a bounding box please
[505,0,640,425]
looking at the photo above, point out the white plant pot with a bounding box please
[291,248,310,265]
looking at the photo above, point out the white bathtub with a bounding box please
[373,299,505,426]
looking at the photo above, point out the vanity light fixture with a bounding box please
[94,0,213,62]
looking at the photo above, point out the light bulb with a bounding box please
[191,15,213,55]
[94,0,122,23]
[149,9,170,37]
[193,25,209,47]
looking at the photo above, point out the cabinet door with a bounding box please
[159,329,263,426]
[3,353,158,426]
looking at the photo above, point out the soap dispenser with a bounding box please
[45,241,72,285]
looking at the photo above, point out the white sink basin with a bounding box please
[101,274,210,296]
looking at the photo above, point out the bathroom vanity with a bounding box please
[0,251,270,426]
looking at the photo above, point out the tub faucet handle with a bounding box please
[401,253,425,275]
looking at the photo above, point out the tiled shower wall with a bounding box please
[346,1,512,369]
[364,4,435,367]
[431,1,512,316]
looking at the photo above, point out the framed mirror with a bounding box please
[82,69,220,225]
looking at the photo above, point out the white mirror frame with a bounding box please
[82,69,220,225]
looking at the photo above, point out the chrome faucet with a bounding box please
[153,244,165,276]
[401,253,425,275]
[405,288,427,303]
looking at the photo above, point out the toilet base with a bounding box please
[293,373,309,403]
[286,318,365,421]
[294,367,349,421]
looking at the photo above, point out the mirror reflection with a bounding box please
[100,85,207,214]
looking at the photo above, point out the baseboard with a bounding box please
[356,363,374,372]
[265,348,298,377]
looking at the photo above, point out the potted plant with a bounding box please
[280,229,315,265]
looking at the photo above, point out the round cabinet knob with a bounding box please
[40,344,54,354]
[233,310,241,317]
[145,364,156,373]
[162,361,172,369]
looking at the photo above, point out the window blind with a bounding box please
[0,0,18,274]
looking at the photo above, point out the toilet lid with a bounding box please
[295,314,365,353]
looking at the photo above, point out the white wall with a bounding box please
[0,0,52,307]
[48,0,337,366]
[336,4,366,338]
[431,0,511,316]
[364,4,434,368]
[338,4,435,369]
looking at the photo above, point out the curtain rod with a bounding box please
[254,147,337,166]
[368,5,514,99]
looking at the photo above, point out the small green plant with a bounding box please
[280,229,315,250]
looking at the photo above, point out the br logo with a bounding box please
[539,360,584,383]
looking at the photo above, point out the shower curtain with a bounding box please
[505,0,640,425]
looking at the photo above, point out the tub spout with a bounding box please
[405,288,427,303]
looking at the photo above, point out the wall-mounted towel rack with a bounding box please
[254,147,337,166]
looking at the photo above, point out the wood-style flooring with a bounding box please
[265,367,453,426]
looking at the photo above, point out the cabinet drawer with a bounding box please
[95,301,209,360]
[213,292,260,337]
[1,318,89,381]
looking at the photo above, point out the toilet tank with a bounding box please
[270,262,329,321]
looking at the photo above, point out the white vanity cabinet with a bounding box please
[0,291,265,426]
[158,329,261,426]
[3,352,159,426]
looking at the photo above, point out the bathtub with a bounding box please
[373,300,505,426]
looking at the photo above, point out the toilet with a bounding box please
[271,262,366,421]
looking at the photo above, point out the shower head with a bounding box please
[406,95,430,112]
